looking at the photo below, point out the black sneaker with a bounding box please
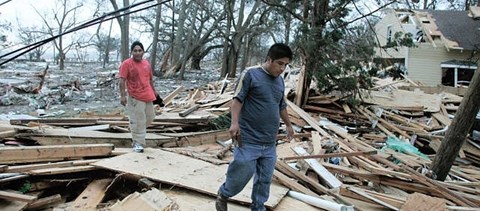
[215,190,228,211]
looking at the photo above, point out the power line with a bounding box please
[0,0,172,66]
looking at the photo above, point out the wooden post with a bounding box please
[431,65,480,181]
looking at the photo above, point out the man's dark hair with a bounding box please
[130,41,144,52]
[266,43,292,61]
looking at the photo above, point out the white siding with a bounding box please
[407,43,476,86]
[374,9,406,59]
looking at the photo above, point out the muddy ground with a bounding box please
[0,61,223,119]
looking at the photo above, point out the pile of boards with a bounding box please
[0,76,479,211]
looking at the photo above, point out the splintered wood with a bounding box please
[0,77,479,210]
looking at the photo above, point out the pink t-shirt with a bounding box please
[119,58,156,102]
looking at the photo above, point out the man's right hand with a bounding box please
[229,123,241,147]
[120,96,127,106]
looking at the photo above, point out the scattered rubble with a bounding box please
[0,62,479,210]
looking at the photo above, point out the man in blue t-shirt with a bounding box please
[216,43,294,211]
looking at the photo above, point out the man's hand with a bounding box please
[120,96,127,106]
[229,123,241,147]
[286,125,294,142]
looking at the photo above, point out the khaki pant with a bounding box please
[127,96,155,146]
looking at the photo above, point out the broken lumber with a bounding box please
[179,104,200,117]
[0,144,114,164]
[0,190,37,203]
[280,150,377,161]
[292,147,342,189]
[70,178,113,210]
[26,194,63,210]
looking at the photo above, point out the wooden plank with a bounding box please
[432,112,451,126]
[71,178,112,210]
[26,194,63,210]
[275,161,354,207]
[161,187,249,211]
[199,94,233,108]
[311,131,324,156]
[28,165,97,175]
[68,124,110,131]
[272,170,320,197]
[294,65,306,106]
[0,199,28,211]
[9,118,99,126]
[346,187,399,210]
[292,147,342,188]
[163,86,184,106]
[0,174,29,184]
[21,128,175,148]
[342,103,352,114]
[6,159,99,173]
[93,148,289,208]
[339,186,404,209]
[179,104,200,117]
[399,85,468,96]
[383,110,431,131]
[400,192,446,211]
[0,130,16,138]
[361,107,411,139]
[110,188,175,211]
[154,111,216,124]
[280,150,377,161]
[360,89,441,112]
[0,144,113,164]
[160,130,230,147]
[286,100,331,137]
[0,190,37,203]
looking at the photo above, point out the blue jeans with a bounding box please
[218,143,277,211]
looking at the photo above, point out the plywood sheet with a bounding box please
[162,188,320,211]
[93,149,289,208]
[361,89,441,112]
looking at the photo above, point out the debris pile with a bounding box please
[0,65,479,210]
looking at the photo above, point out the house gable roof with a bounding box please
[425,10,480,50]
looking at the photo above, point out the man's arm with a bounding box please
[150,77,157,96]
[229,98,243,145]
[119,78,127,106]
[280,108,294,141]
[149,68,157,95]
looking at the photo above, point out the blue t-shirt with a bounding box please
[233,66,287,146]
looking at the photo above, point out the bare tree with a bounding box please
[17,26,48,61]
[222,0,268,78]
[0,18,10,48]
[35,0,83,70]
[133,0,226,79]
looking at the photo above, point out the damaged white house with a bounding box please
[374,7,480,87]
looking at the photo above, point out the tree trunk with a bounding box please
[239,34,249,72]
[431,65,480,181]
[110,0,130,61]
[103,20,114,68]
[227,37,241,78]
[172,0,187,64]
[151,1,162,76]
[191,53,201,70]
[220,1,232,78]
[59,37,65,70]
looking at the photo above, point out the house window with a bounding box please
[441,60,478,87]
[387,25,393,43]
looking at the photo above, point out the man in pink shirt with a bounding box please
[119,41,157,153]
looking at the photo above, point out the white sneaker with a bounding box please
[133,143,144,153]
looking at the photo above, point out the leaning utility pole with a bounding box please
[431,65,480,181]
